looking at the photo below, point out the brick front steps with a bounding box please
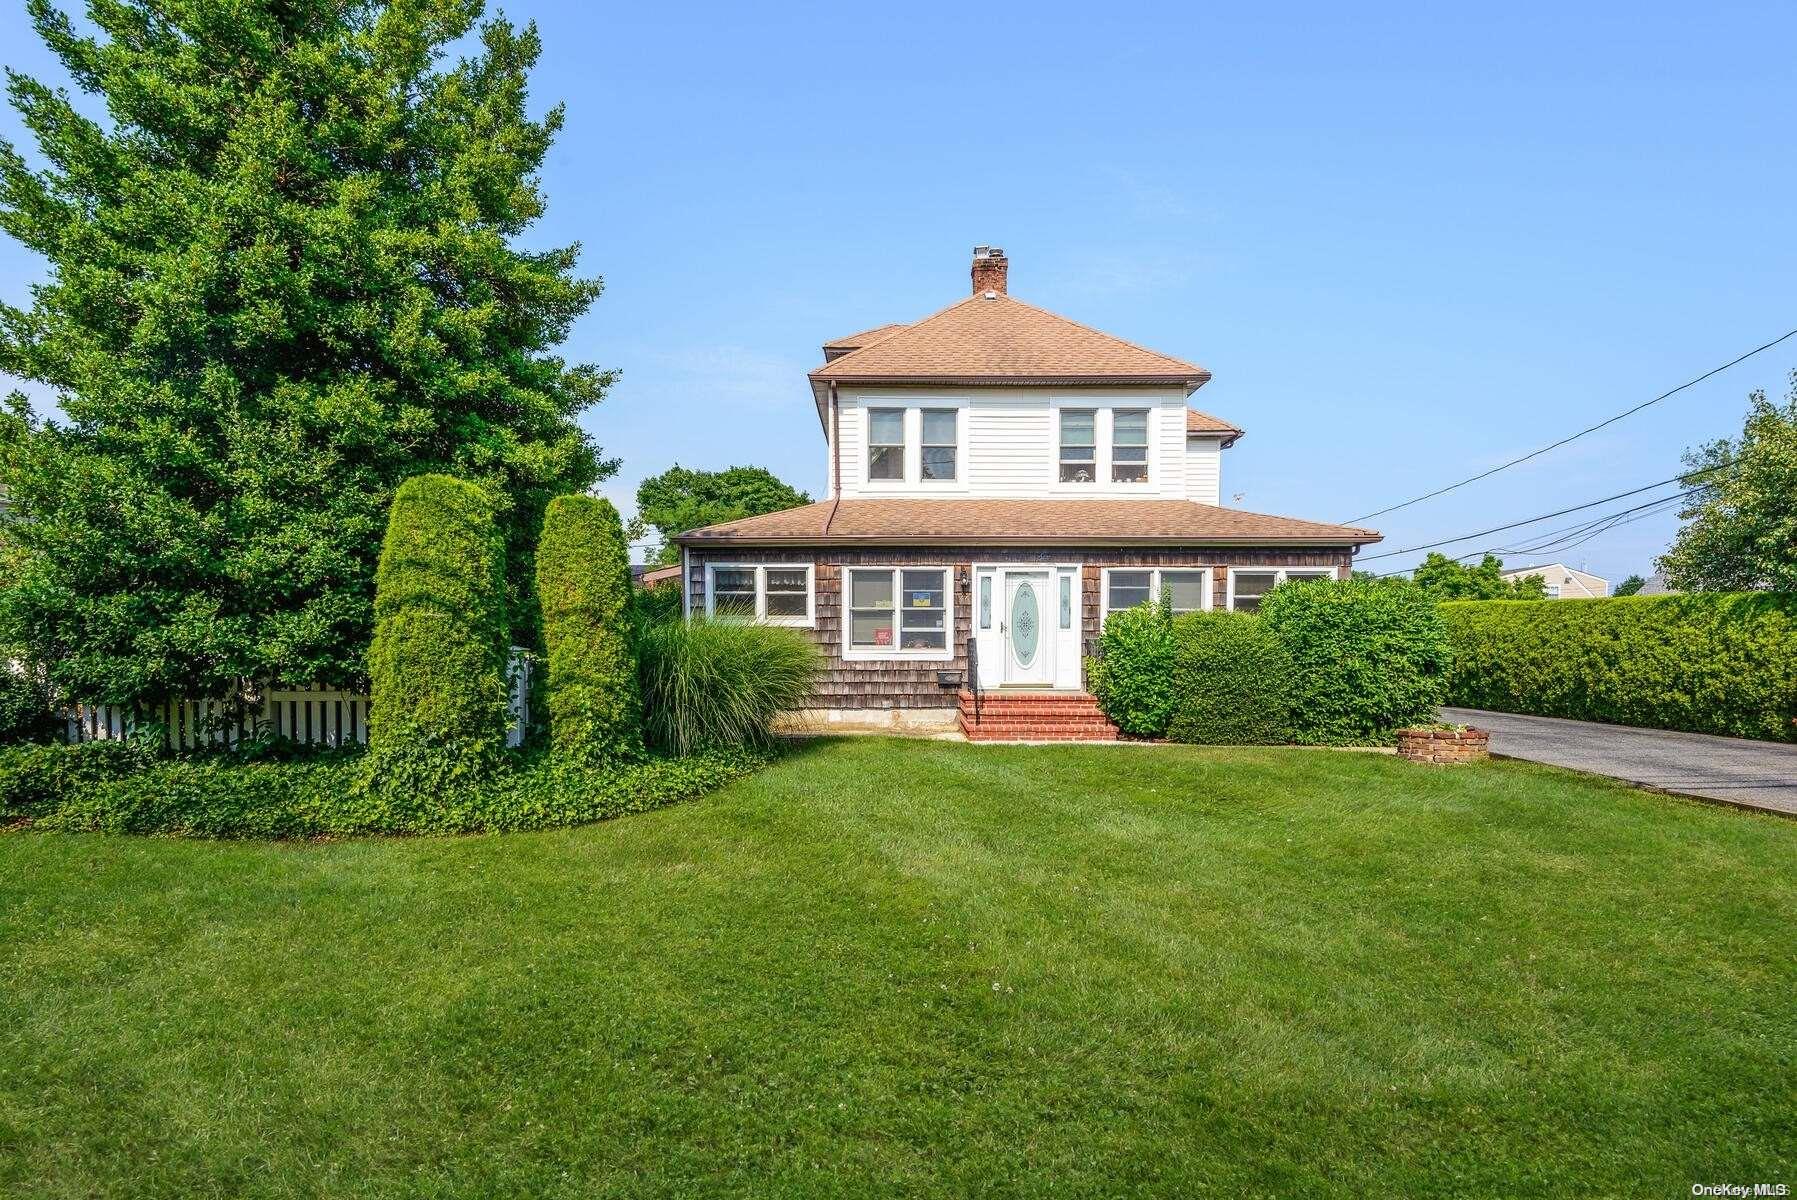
[957,689,1120,742]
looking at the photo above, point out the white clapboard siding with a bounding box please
[1186,437,1223,506]
[64,649,531,751]
[839,386,1196,499]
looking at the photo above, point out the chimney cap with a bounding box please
[973,245,1005,259]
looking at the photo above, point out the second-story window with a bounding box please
[921,409,957,481]
[867,409,904,481]
[1112,409,1149,482]
[1059,409,1096,483]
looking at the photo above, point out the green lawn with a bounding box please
[2,739,1793,1198]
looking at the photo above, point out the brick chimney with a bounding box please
[971,245,1007,296]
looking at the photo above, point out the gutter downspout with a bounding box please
[824,381,841,536]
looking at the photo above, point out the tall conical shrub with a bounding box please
[536,495,643,764]
[364,475,510,795]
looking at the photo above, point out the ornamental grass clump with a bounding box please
[362,475,512,797]
[536,495,643,764]
[637,619,820,755]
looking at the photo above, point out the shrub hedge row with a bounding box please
[0,667,56,745]
[1261,578,1451,745]
[1165,612,1295,745]
[1090,578,1450,745]
[363,474,513,796]
[1442,593,1797,742]
[1,741,762,838]
[537,494,643,764]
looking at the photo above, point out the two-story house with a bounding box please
[676,248,1381,737]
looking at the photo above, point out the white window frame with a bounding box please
[919,407,959,484]
[703,563,815,627]
[865,407,906,483]
[1099,567,1214,626]
[848,395,970,492]
[842,565,954,661]
[1110,408,1151,485]
[1225,566,1337,612]
[1048,397,1162,494]
[1057,407,1099,485]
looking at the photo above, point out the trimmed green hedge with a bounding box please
[1442,593,1797,742]
[364,474,512,796]
[1166,612,1294,745]
[537,495,643,764]
[1260,578,1451,745]
[1,741,763,837]
[1087,602,1177,736]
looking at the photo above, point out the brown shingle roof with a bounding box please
[810,294,1211,390]
[676,499,1378,547]
[1186,408,1243,440]
[821,323,909,351]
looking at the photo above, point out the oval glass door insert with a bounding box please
[1012,582,1040,667]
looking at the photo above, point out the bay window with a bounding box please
[705,563,814,625]
[846,566,953,658]
[1227,567,1334,612]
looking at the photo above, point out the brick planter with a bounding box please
[1396,726,1490,765]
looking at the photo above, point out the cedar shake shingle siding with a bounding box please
[687,546,1350,712]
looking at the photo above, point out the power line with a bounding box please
[1357,459,1732,563]
[1342,328,1796,525]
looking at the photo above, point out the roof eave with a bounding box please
[806,371,1213,393]
[675,531,1381,549]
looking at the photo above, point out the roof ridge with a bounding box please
[822,322,910,350]
[994,293,1208,377]
[810,295,986,374]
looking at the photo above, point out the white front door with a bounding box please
[1001,570,1054,686]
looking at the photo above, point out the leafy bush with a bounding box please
[0,666,57,745]
[536,495,643,764]
[1,741,153,819]
[1260,578,1451,744]
[363,475,511,797]
[637,619,820,754]
[5,744,761,838]
[1442,593,1797,741]
[631,579,684,628]
[1088,601,1178,736]
[1165,612,1295,745]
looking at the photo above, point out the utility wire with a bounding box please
[1357,459,1733,563]
[1370,465,1731,578]
[1342,328,1795,524]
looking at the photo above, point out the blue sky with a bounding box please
[3,1,1793,578]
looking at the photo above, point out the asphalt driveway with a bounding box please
[1441,708,1797,817]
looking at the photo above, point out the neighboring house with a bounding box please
[674,247,1380,734]
[1637,572,1676,596]
[632,563,682,589]
[1501,563,1609,599]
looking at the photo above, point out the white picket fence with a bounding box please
[60,650,532,751]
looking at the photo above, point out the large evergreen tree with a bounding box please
[0,0,611,705]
